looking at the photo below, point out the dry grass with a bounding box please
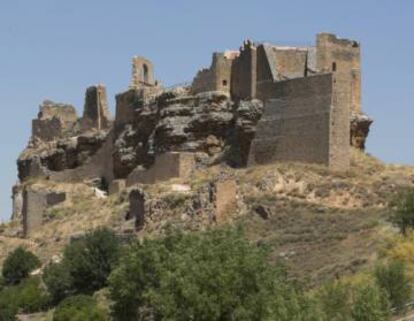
[1,149,414,286]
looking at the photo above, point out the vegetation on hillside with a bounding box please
[1,154,414,320]
[2,225,412,321]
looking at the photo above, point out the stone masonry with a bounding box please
[248,74,350,171]
[22,186,66,237]
[12,32,372,232]
[82,85,112,131]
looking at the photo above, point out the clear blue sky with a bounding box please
[1,0,414,220]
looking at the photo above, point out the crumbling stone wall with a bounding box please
[50,130,114,184]
[231,40,257,100]
[316,33,361,114]
[192,51,237,95]
[82,85,112,131]
[11,184,23,221]
[130,56,156,88]
[32,100,77,142]
[129,189,146,230]
[211,179,237,224]
[22,186,66,237]
[257,44,308,83]
[249,74,350,171]
[126,152,195,186]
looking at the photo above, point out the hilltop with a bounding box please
[2,149,414,287]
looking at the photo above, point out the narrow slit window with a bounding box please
[222,80,228,86]
[332,62,337,72]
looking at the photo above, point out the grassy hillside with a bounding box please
[1,149,414,287]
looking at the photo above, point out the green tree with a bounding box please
[317,281,352,321]
[53,295,108,321]
[43,261,74,304]
[2,247,41,285]
[43,228,121,302]
[0,277,50,320]
[351,284,390,321]
[63,228,121,294]
[374,261,411,313]
[391,188,414,235]
[109,227,318,321]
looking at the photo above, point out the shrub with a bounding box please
[43,228,121,302]
[0,277,49,318]
[351,284,390,321]
[53,295,108,321]
[63,228,121,294]
[109,227,318,321]
[0,307,17,321]
[43,262,74,304]
[391,188,414,235]
[374,261,411,313]
[317,281,352,321]
[2,247,41,285]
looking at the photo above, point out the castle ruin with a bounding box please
[12,32,373,235]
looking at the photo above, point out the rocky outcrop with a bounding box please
[351,112,373,150]
[18,131,109,181]
[112,90,267,179]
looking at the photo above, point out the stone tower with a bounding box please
[130,56,156,88]
[82,84,112,131]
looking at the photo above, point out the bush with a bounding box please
[0,277,50,319]
[374,261,411,313]
[64,228,121,294]
[43,228,121,302]
[109,227,319,321]
[53,295,108,321]
[351,284,390,321]
[2,247,41,285]
[391,188,414,235]
[0,307,17,321]
[317,281,352,321]
[43,262,74,304]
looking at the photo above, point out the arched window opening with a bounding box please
[142,64,149,83]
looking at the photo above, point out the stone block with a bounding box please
[82,85,112,131]
[109,179,126,195]
[11,184,23,221]
[249,74,350,171]
[212,179,237,224]
[32,100,77,142]
[127,152,195,186]
[129,189,146,230]
[22,187,67,237]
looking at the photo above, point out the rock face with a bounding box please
[350,112,373,150]
[112,89,265,179]
[18,131,109,181]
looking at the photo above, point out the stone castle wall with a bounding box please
[249,74,349,170]
[82,85,112,131]
[49,130,114,184]
[192,52,235,95]
[126,152,195,186]
[32,101,78,142]
[257,45,308,83]
[316,33,361,114]
[231,41,257,100]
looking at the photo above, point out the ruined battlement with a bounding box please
[12,32,373,234]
